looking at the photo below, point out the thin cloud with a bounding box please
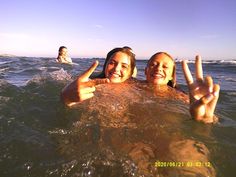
[94,24,103,29]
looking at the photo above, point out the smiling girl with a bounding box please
[61,47,136,106]
[145,52,220,123]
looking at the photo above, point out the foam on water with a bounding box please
[27,68,72,85]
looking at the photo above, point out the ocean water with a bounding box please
[0,56,236,177]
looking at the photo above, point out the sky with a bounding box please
[0,0,235,59]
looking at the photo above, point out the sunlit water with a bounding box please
[0,56,236,177]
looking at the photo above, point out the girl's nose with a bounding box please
[114,64,122,71]
[155,64,162,71]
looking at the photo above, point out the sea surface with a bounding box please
[0,56,236,177]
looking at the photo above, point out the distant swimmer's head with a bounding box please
[100,47,136,83]
[145,52,176,87]
[58,46,68,58]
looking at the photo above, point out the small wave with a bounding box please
[0,61,12,65]
[0,57,19,64]
[27,68,72,84]
[0,67,9,73]
[47,69,72,81]
[218,117,236,128]
[72,62,79,66]
[175,59,236,64]
[225,78,236,82]
[38,66,61,71]
[218,60,236,64]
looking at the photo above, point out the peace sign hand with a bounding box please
[182,55,220,123]
[61,61,110,106]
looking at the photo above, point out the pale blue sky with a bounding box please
[0,0,235,59]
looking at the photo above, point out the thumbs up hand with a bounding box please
[61,61,110,106]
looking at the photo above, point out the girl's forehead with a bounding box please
[110,52,131,64]
[150,54,174,65]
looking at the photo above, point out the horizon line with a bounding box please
[0,53,235,61]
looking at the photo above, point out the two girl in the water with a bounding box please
[61,47,220,123]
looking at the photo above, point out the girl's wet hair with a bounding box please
[97,47,136,78]
[147,52,177,88]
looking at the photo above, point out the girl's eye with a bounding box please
[108,61,116,65]
[122,65,129,69]
[163,65,168,68]
[151,63,158,67]
[150,63,155,67]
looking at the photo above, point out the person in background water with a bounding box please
[145,52,220,123]
[60,47,136,106]
[56,46,73,64]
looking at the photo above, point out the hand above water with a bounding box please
[182,55,220,123]
[61,61,110,106]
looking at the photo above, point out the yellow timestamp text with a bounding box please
[154,161,212,168]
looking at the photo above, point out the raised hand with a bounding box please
[182,55,220,123]
[61,61,110,106]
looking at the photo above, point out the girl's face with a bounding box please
[105,52,132,83]
[145,54,174,85]
[59,48,68,57]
